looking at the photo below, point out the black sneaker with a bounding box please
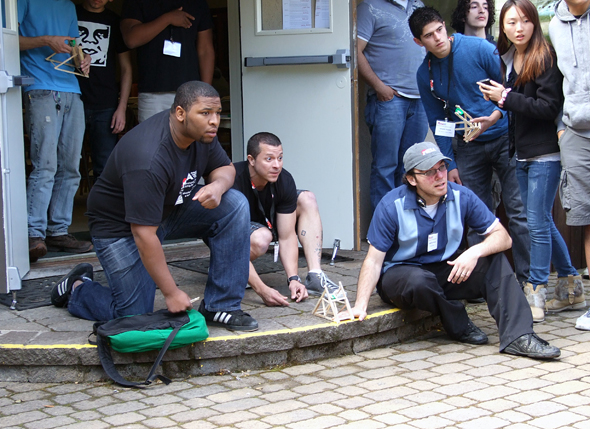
[503,333,561,359]
[456,320,488,345]
[51,263,93,308]
[198,301,258,332]
[305,271,340,297]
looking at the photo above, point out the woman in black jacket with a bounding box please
[479,0,584,323]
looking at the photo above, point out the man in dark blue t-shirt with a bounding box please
[51,81,257,332]
[346,142,559,360]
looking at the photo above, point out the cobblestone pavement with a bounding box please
[1,300,589,429]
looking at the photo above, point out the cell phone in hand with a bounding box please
[477,78,492,85]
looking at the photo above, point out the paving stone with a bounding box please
[439,407,491,422]
[308,403,344,415]
[541,380,590,395]
[357,375,412,391]
[282,364,326,376]
[336,421,386,429]
[409,416,455,429]
[102,411,146,425]
[207,387,261,403]
[43,405,75,416]
[515,401,568,417]
[260,409,318,425]
[363,386,419,402]
[235,420,273,429]
[527,411,586,429]
[250,399,309,417]
[207,410,260,425]
[464,385,520,402]
[169,407,220,423]
[495,410,532,424]
[142,417,178,428]
[292,381,337,394]
[337,409,371,421]
[286,415,346,429]
[139,403,190,417]
[477,398,518,413]
[361,398,417,415]
[23,415,76,429]
[334,385,368,396]
[0,410,47,427]
[61,422,110,429]
[456,416,510,429]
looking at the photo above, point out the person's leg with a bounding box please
[67,236,156,321]
[296,190,323,271]
[365,94,409,210]
[489,135,530,283]
[46,92,85,237]
[138,92,175,122]
[395,98,429,186]
[86,107,118,181]
[455,138,494,250]
[161,188,250,312]
[24,90,61,239]
[455,253,534,350]
[248,224,273,291]
[377,263,471,339]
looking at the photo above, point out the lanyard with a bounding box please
[250,181,277,242]
[428,38,454,119]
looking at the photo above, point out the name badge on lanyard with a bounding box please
[435,120,456,137]
[427,233,438,252]
[163,40,182,57]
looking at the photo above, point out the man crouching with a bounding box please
[346,142,559,359]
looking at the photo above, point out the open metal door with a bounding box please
[0,0,30,297]
[238,0,355,249]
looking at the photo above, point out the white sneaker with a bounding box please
[575,309,590,331]
[584,267,589,280]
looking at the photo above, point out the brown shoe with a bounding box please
[45,234,93,254]
[29,237,47,263]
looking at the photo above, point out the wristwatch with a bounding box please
[287,275,302,285]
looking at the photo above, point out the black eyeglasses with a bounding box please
[414,163,448,178]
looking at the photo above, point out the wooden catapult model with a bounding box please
[312,281,354,323]
[46,40,88,78]
[453,105,480,141]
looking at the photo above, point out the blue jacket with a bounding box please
[416,33,507,170]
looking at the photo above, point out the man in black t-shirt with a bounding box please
[76,0,132,181]
[121,0,214,122]
[51,81,257,332]
[232,132,339,307]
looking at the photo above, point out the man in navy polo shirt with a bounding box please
[346,142,559,360]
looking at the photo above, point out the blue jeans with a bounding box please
[365,94,428,209]
[455,134,530,283]
[68,188,250,321]
[84,107,118,180]
[25,90,85,238]
[516,160,577,285]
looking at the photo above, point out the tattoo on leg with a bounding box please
[301,230,306,236]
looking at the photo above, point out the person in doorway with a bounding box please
[232,132,340,307]
[479,0,584,323]
[357,0,429,210]
[76,0,133,182]
[410,6,531,286]
[18,0,93,262]
[51,81,258,332]
[120,0,215,122]
[344,142,560,360]
[451,0,496,42]
[549,0,590,331]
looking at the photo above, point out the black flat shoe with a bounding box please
[456,320,488,345]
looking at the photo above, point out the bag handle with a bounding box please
[96,325,182,388]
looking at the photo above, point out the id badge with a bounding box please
[427,233,438,252]
[163,40,182,57]
[435,120,456,137]
[274,241,279,262]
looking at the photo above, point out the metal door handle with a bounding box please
[245,49,350,69]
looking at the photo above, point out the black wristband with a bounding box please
[287,275,302,286]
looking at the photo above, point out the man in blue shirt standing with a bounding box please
[346,142,559,359]
[409,6,530,286]
[19,0,93,262]
[357,0,429,210]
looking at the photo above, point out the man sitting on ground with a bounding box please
[232,132,339,306]
[345,142,560,359]
[51,81,257,332]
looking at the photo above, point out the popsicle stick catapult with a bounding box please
[46,40,89,78]
[312,281,354,323]
[453,105,480,141]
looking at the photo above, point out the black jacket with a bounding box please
[502,48,563,159]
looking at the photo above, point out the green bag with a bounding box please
[91,308,208,387]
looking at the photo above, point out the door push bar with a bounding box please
[245,49,350,69]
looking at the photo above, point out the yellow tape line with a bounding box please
[0,308,400,349]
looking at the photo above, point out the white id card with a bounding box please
[163,40,182,57]
[274,242,279,262]
[435,120,456,137]
[427,233,438,252]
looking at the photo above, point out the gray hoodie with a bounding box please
[549,0,590,137]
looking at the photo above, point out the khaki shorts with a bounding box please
[559,128,590,226]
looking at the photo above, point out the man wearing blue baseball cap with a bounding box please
[346,142,560,359]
